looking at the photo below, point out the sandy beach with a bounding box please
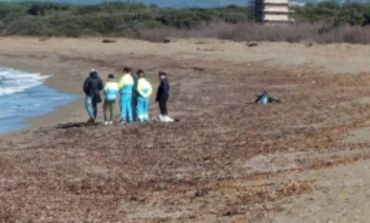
[1,37,370,222]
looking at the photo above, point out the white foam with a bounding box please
[0,68,49,96]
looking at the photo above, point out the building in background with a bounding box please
[254,0,294,23]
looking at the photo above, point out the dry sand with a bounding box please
[1,37,370,222]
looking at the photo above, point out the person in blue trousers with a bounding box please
[83,69,103,123]
[118,67,134,123]
[136,70,153,122]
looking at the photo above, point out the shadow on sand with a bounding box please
[56,122,99,129]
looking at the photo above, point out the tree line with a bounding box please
[293,1,370,26]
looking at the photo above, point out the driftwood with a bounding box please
[102,39,116,43]
[163,38,171,43]
[247,42,258,47]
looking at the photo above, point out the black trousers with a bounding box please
[132,93,138,120]
[158,97,168,115]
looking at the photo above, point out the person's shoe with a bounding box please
[87,118,94,124]
[163,115,174,122]
[158,115,166,122]
[103,121,109,125]
[108,121,113,125]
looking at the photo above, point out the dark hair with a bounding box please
[137,69,144,77]
[108,74,115,79]
[123,66,131,73]
[159,71,167,76]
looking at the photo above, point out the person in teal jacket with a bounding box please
[136,70,153,123]
[118,67,134,123]
[103,74,119,125]
[255,91,281,104]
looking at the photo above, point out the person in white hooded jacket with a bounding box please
[136,70,152,123]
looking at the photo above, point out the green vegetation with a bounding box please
[0,2,252,37]
[292,1,370,26]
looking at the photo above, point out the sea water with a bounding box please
[0,67,78,134]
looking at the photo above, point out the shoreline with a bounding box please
[0,60,84,133]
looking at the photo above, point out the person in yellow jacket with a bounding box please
[103,74,119,125]
[136,70,153,123]
[118,67,134,123]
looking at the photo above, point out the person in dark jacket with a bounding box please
[255,91,281,104]
[83,69,103,123]
[155,71,170,118]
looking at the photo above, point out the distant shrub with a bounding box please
[138,22,370,44]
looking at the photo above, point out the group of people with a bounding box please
[83,66,173,124]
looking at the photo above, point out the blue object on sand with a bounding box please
[261,96,268,104]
